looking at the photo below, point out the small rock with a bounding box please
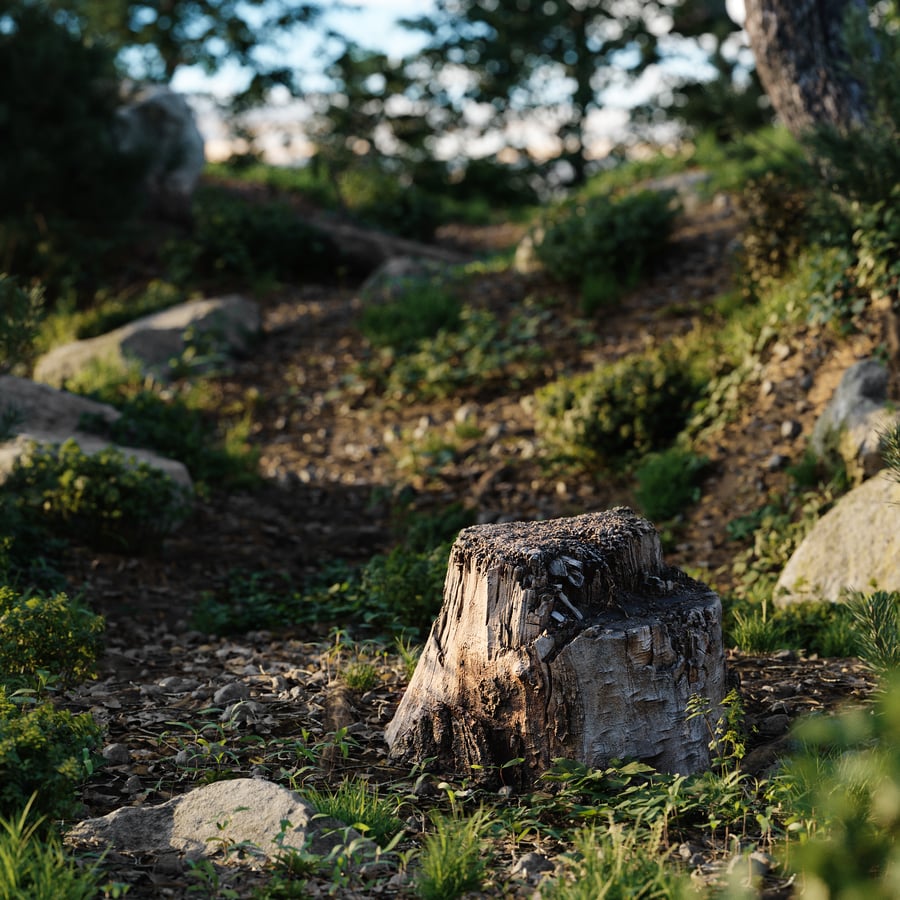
[780,420,802,440]
[220,700,265,724]
[759,380,775,398]
[772,341,792,362]
[124,775,143,794]
[508,852,554,884]
[213,682,250,705]
[764,453,789,471]
[102,743,132,765]
[759,714,791,737]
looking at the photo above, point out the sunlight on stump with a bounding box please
[384,509,727,783]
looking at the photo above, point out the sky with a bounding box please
[176,0,749,164]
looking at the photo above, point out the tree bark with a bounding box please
[384,509,728,784]
[743,0,871,136]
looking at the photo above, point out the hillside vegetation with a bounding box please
[2,53,900,899]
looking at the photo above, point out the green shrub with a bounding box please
[0,797,101,898]
[0,588,103,688]
[360,284,461,353]
[534,189,679,311]
[302,777,403,847]
[0,275,43,375]
[80,387,259,491]
[846,590,900,676]
[776,674,900,898]
[633,448,708,523]
[163,188,344,287]
[337,164,440,240]
[737,172,812,289]
[0,3,146,294]
[3,439,191,552]
[534,347,701,468]
[416,808,491,900]
[365,305,548,402]
[0,690,102,821]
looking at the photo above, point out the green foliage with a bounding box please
[302,777,403,847]
[0,587,103,689]
[534,190,680,310]
[0,796,101,899]
[534,346,701,469]
[633,448,708,523]
[0,689,102,821]
[846,590,900,676]
[775,674,900,898]
[728,480,844,604]
[883,420,900,482]
[360,284,461,353]
[364,305,549,402]
[542,820,691,900]
[337,164,440,240]
[304,541,450,639]
[737,172,812,289]
[0,275,43,375]
[162,188,344,288]
[726,597,858,658]
[850,184,900,301]
[80,383,260,491]
[416,807,491,900]
[3,439,191,553]
[0,2,146,295]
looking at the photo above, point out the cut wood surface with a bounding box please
[385,508,727,783]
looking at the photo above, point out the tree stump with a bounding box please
[385,509,727,783]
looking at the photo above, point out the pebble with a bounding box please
[101,743,132,765]
[213,682,250,705]
[780,420,802,440]
[764,453,789,470]
[759,380,775,398]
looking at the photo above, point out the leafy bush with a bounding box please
[3,439,191,552]
[0,276,43,375]
[163,188,344,287]
[776,674,900,898]
[193,540,450,639]
[360,284,461,353]
[0,797,101,898]
[533,189,680,311]
[0,3,146,294]
[0,588,103,688]
[846,590,900,676]
[534,346,701,468]
[80,386,259,491]
[633,448,708,523]
[337,164,440,239]
[737,172,812,289]
[0,690,102,821]
[364,305,549,402]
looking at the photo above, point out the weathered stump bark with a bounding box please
[385,509,727,783]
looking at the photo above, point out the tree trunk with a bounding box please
[743,0,871,136]
[385,509,728,784]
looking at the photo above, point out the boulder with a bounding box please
[0,375,192,490]
[358,256,454,303]
[116,85,205,221]
[66,778,363,863]
[774,471,900,605]
[810,359,900,482]
[33,295,260,388]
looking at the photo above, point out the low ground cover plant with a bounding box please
[2,439,191,553]
[533,188,680,313]
[534,344,702,469]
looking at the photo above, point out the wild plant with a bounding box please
[415,806,492,900]
[302,777,403,848]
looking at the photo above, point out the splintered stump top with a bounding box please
[385,509,726,783]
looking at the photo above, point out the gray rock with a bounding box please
[358,256,450,303]
[810,359,900,482]
[116,86,205,221]
[0,375,192,491]
[213,682,250,705]
[775,472,900,604]
[33,296,260,388]
[102,743,132,765]
[66,778,364,863]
